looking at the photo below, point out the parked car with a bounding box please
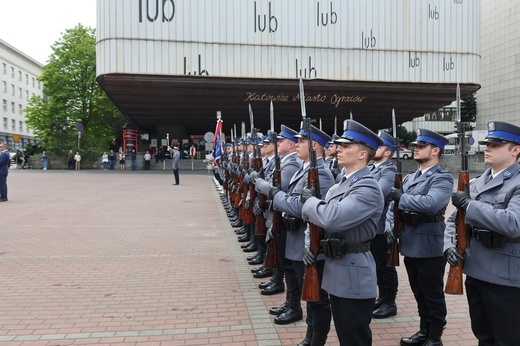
[392,146,412,159]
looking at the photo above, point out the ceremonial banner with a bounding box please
[211,118,223,167]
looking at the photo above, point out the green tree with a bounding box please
[397,126,417,147]
[461,92,477,123]
[25,24,125,157]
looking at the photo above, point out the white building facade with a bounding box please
[0,39,42,149]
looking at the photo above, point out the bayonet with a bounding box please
[350,111,353,120]
[334,116,337,136]
[270,101,275,132]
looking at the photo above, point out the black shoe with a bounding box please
[374,297,384,310]
[269,301,289,316]
[247,253,260,261]
[241,241,253,249]
[372,303,397,319]
[243,243,257,253]
[248,256,264,265]
[261,282,285,295]
[235,227,247,235]
[251,266,264,274]
[400,330,428,346]
[238,234,250,243]
[253,268,273,278]
[259,278,275,289]
[231,220,243,227]
[274,308,303,325]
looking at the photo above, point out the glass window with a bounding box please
[25,90,29,100]
[10,84,15,95]
[10,67,14,78]
[11,119,15,131]
[25,74,29,84]
[2,63,6,75]
[2,99,6,111]
[18,70,22,81]
[2,81,6,93]
[32,77,35,87]
[18,104,22,115]
[18,87,22,98]
[11,102,15,113]
[2,117,7,130]
[19,121,23,132]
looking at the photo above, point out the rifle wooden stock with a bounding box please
[264,167,281,269]
[251,158,265,234]
[445,171,470,295]
[302,165,321,302]
[386,172,403,267]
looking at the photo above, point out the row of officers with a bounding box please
[216,119,520,346]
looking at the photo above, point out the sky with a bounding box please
[0,0,97,64]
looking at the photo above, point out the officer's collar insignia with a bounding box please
[351,176,359,183]
[504,170,512,177]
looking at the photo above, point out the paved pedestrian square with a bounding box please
[0,169,475,345]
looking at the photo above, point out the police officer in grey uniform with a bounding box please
[444,121,520,346]
[270,124,335,345]
[300,120,384,345]
[386,129,453,346]
[370,131,399,319]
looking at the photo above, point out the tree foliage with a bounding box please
[397,126,417,147]
[25,24,125,157]
[461,92,477,123]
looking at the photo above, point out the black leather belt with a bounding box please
[470,227,520,248]
[320,239,370,258]
[281,215,303,231]
[402,212,444,226]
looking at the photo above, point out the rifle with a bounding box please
[264,102,280,268]
[445,83,469,295]
[299,78,322,302]
[247,104,262,229]
[386,109,403,267]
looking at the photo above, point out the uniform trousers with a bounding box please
[293,260,331,336]
[404,256,447,325]
[466,276,520,346]
[172,168,179,184]
[0,174,7,198]
[330,295,374,346]
[370,234,398,292]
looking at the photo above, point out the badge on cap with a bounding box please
[488,121,495,131]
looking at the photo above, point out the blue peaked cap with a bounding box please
[277,124,299,143]
[479,121,520,145]
[378,131,397,152]
[295,124,331,148]
[335,120,383,150]
[410,129,449,150]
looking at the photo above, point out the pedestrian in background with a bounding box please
[102,151,109,170]
[144,151,151,170]
[41,150,48,170]
[119,151,126,170]
[0,142,10,202]
[74,152,81,170]
[130,149,137,170]
[108,150,116,170]
[67,149,75,170]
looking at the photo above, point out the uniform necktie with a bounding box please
[416,170,422,180]
[486,174,493,184]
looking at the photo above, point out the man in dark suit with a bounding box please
[386,129,453,346]
[0,142,10,202]
[444,121,520,346]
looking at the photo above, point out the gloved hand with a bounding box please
[389,187,404,203]
[452,190,472,212]
[253,198,263,216]
[245,198,250,209]
[444,247,465,267]
[303,247,316,266]
[269,185,282,199]
[301,184,317,204]
[266,227,274,243]
[385,229,396,245]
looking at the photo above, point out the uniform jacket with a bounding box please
[301,166,384,299]
[444,163,520,288]
[370,161,397,235]
[171,151,180,169]
[273,158,334,261]
[0,150,10,175]
[386,164,453,258]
